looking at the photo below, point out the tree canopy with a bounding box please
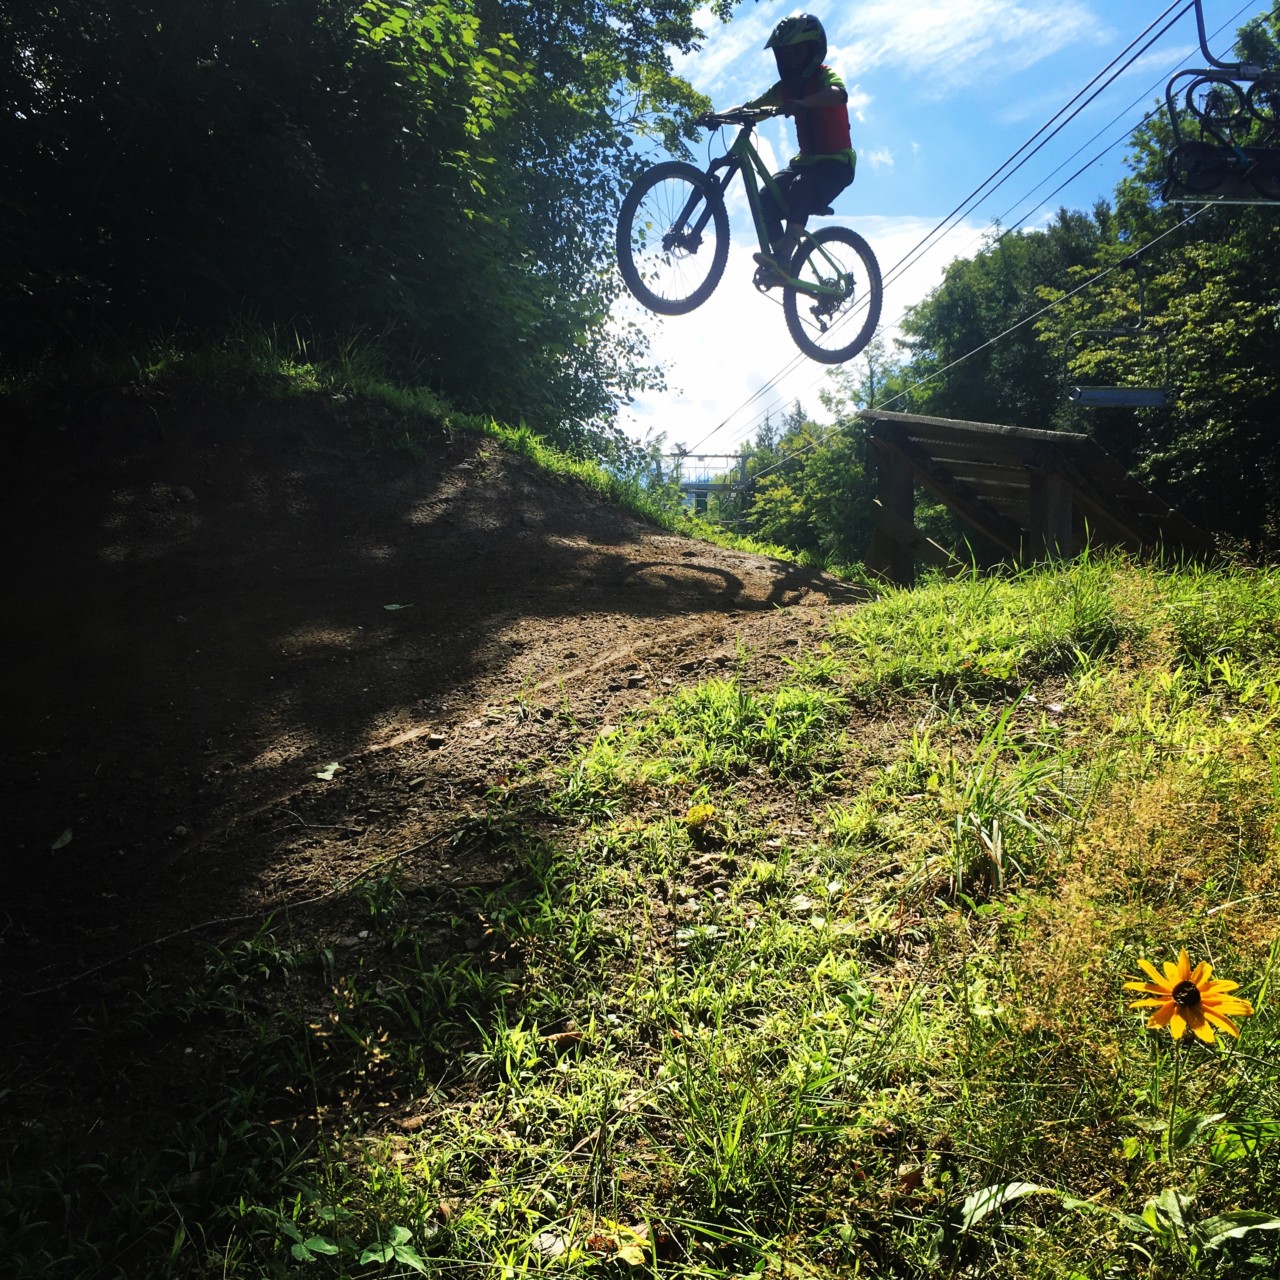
[1,0,729,455]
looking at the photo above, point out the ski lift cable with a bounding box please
[680,1,1197,458]
[689,2,1255,464]
[739,206,1207,489]
[875,1,1196,299]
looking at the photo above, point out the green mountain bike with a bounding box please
[616,108,882,365]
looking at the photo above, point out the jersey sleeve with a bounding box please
[743,80,784,110]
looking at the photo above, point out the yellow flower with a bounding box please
[684,803,717,829]
[1124,950,1254,1043]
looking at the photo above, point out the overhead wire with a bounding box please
[687,0,1259,473]
[678,0,1198,457]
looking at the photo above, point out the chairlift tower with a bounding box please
[663,452,749,513]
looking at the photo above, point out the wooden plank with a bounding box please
[946,467,1033,489]
[861,408,1088,446]
[870,430,1026,558]
[910,436,1037,465]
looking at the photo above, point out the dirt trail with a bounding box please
[2,397,865,1023]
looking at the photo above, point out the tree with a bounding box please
[895,209,1107,429]
[0,0,731,457]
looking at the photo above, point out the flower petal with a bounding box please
[1207,995,1254,1017]
[1190,959,1211,987]
[1191,1018,1216,1044]
[1162,958,1182,984]
[1129,997,1167,1009]
[1138,959,1169,988]
[1168,1010,1188,1039]
[1205,979,1240,995]
[1203,1008,1242,1038]
[1123,980,1166,995]
[1148,1003,1175,1028]
[1177,950,1193,981]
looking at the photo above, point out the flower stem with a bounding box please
[1166,1041,1182,1163]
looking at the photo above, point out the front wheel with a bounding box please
[616,161,729,316]
[783,227,882,364]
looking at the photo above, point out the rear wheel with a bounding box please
[616,162,729,315]
[782,227,882,365]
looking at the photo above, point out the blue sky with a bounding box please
[618,0,1270,462]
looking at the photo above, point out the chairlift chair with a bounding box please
[1161,0,1280,205]
[1064,326,1171,408]
[1063,255,1172,408]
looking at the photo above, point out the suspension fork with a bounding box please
[680,153,738,236]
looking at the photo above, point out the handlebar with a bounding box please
[698,107,778,129]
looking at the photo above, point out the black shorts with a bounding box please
[763,158,855,236]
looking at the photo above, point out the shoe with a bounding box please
[752,233,801,286]
[772,231,801,261]
[752,250,790,287]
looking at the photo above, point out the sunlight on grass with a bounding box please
[8,557,1280,1278]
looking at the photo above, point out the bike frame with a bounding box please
[688,118,849,299]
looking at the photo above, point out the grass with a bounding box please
[1,323,803,567]
[4,550,1280,1275]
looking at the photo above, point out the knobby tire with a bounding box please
[783,227,882,365]
[616,161,730,316]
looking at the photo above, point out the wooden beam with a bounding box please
[872,501,966,574]
[870,429,1027,558]
[865,445,916,585]
[1028,468,1075,560]
[860,408,1088,446]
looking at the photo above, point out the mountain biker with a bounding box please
[700,14,856,286]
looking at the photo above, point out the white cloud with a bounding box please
[617,213,989,453]
[672,5,777,95]
[830,0,1106,95]
[865,148,895,169]
[846,82,873,124]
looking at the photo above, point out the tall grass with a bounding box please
[4,557,1280,1277]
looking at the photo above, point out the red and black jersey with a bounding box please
[747,65,854,168]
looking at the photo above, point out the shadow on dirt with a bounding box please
[1,393,862,1012]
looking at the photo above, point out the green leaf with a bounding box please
[50,828,73,850]
[1199,1211,1280,1251]
[360,1244,395,1264]
[302,1236,340,1256]
[392,1242,428,1272]
[960,1181,1055,1233]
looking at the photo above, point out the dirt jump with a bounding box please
[2,394,863,1067]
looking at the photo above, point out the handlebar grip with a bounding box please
[700,107,776,128]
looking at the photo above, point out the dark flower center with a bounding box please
[1173,980,1202,1008]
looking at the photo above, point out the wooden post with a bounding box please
[1028,469,1074,561]
[866,445,916,586]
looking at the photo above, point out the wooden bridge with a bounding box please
[860,410,1212,586]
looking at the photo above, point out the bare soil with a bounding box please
[1,393,865,1061]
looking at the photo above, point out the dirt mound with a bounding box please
[2,396,864,1020]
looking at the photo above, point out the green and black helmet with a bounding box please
[765,13,828,87]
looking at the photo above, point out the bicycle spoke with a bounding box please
[616,163,729,315]
[783,228,881,364]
